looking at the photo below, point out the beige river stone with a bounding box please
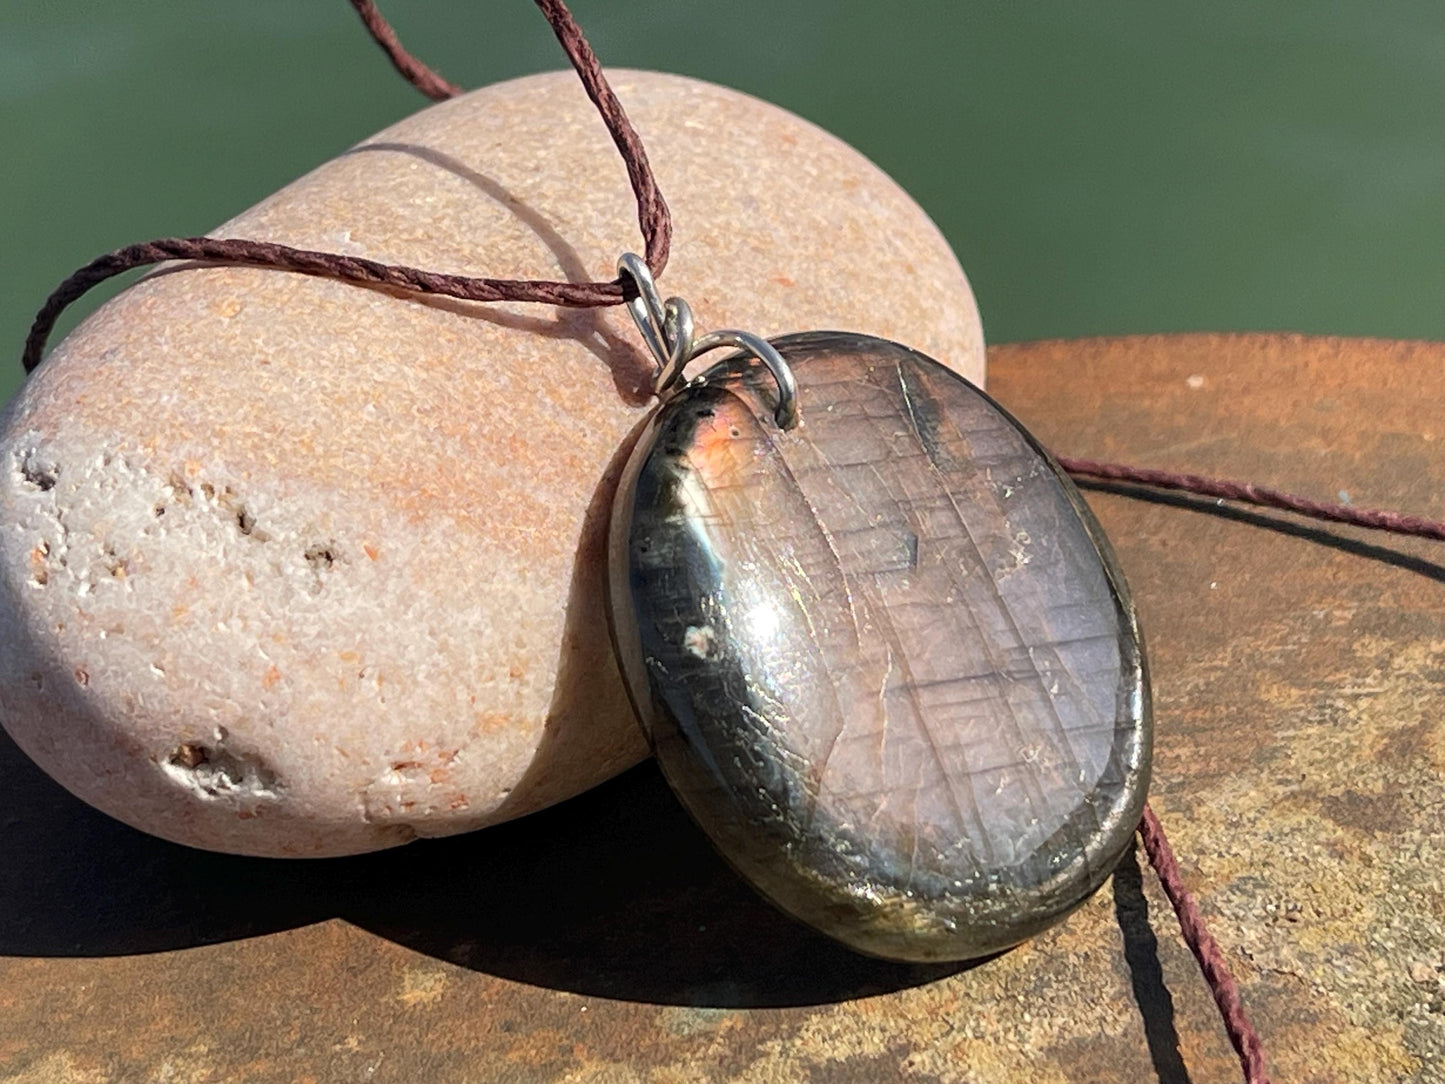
[0,70,984,856]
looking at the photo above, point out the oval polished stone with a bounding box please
[609,332,1151,962]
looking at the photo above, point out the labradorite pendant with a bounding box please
[607,327,1150,963]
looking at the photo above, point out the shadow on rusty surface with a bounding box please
[1074,480,1445,585]
[7,492,1439,1015]
[0,727,968,1007]
[6,476,1440,1020]
[1113,843,1193,1084]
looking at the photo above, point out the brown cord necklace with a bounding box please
[20,3,1445,1082]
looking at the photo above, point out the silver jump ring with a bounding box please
[616,253,800,430]
[688,329,799,430]
[655,297,695,395]
[617,252,673,370]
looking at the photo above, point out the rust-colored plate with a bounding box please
[1,333,1441,1082]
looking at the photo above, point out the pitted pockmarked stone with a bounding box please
[610,333,1150,961]
[0,72,983,857]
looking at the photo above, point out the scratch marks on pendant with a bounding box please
[617,334,1147,960]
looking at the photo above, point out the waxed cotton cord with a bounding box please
[23,0,668,374]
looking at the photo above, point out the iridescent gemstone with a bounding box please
[609,332,1150,962]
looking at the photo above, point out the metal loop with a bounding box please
[688,330,799,430]
[616,252,800,430]
[617,252,671,366]
[656,297,695,395]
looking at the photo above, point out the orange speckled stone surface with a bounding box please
[0,70,983,858]
[0,334,1440,1082]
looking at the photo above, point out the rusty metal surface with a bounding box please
[1,332,1442,1083]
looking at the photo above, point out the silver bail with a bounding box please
[616,253,800,430]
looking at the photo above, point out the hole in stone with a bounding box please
[164,739,283,800]
[30,541,50,585]
[304,543,338,568]
[102,543,127,578]
[17,451,57,491]
[236,507,272,541]
[172,743,208,769]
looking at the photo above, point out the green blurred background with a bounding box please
[2,1,1441,407]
